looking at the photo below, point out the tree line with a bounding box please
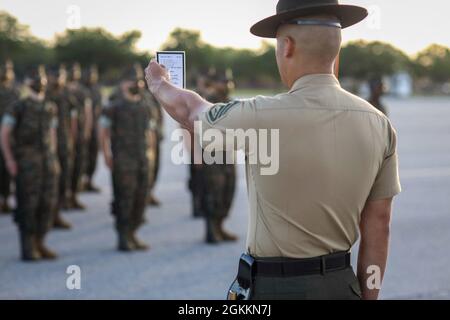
[1,11,449,88]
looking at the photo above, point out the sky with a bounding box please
[1,0,449,55]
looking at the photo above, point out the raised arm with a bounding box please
[145,60,212,131]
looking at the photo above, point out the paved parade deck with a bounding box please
[1,96,450,299]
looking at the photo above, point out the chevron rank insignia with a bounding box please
[206,101,239,124]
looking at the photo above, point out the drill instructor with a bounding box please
[145,0,401,300]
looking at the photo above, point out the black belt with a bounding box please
[238,251,351,285]
[254,252,351,277]
[230,252,351,300]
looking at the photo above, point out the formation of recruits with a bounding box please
[0,60,237,262]
[0,61,163,260]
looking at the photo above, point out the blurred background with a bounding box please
[1,0,449,95]
[0,0,449,299]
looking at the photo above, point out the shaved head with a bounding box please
[275,15,342,87]
[278,23,341,65]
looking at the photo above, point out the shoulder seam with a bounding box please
[254,105,388,118]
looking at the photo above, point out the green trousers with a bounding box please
[251,267,362,300]
[86,126,98,179]
[15,155,58,235]
[111,159,149,233]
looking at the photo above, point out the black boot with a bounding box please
[19,232,41,261]
[205,217,222,244]
[35,235,58,260]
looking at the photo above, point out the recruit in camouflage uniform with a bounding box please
[151,91,164,204]
[201,70,238,244]
[99,72,151,251]
[0,60,19,214]
[369,77,388,116]
[0,65,60,261]
[144,92,158,206]
[67,63,93,209]
[82,65,102,192]
[136,63,162,206]
[46,65,75,229]
[189,73,209,219]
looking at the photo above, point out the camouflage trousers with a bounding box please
[201,164,236,219]
[111,159,149,233]
[14,153,59,235]
[147,143,156,192]
[147,132,161,194]
[71,138,87,194]
[153,139,161,187]
[86,127,98,179]
[189,164,204,216]
[0,152,11,200]
[57,142,73,204]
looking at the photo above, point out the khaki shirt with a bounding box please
[199,74,401,258]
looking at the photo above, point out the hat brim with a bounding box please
[250,4,368,38]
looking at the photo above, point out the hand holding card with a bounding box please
[145,59,169,92]
[156,51,186,89]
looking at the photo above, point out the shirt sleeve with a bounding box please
[198,97,263,152]
[70,109,78,118]
[51,118,58,129]
[42,102,58,129]
[99,104,114,129]
[368,123,402,201]
[1,101,20,128]
[148,118,157,131]
[199,98,260,131]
